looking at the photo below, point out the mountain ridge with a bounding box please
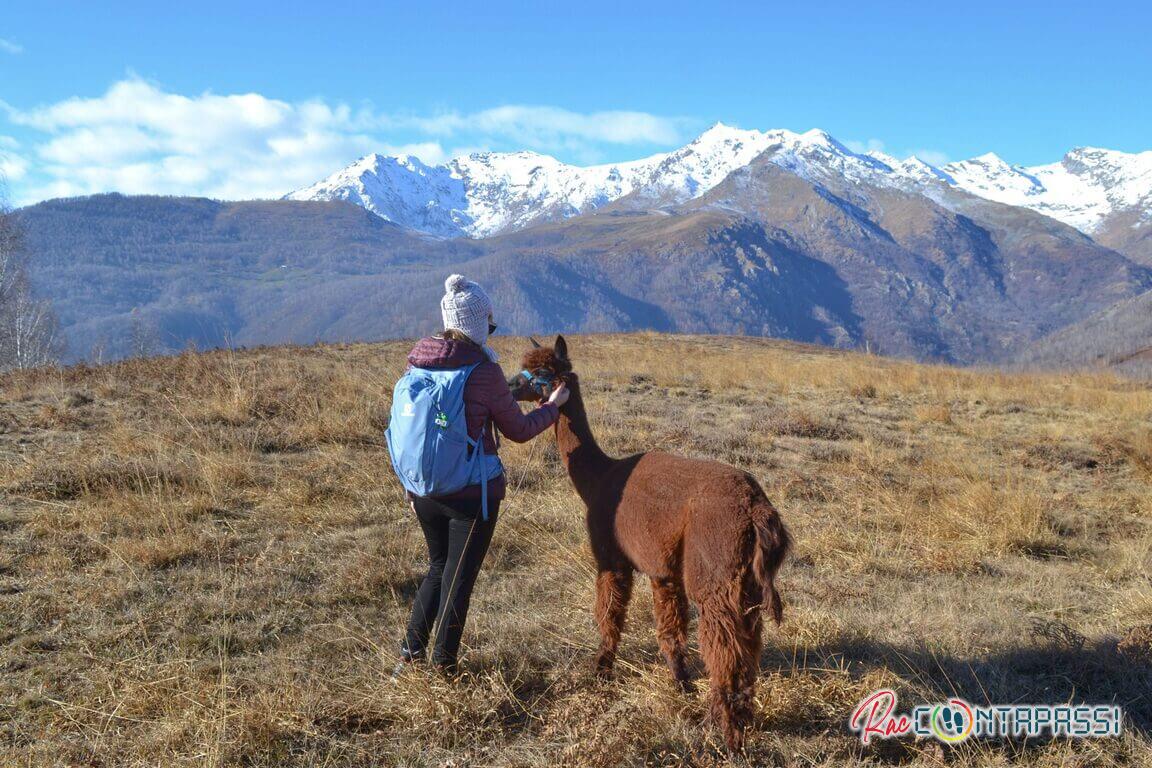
[286,125,1152,255]
[18,129,1151,371]
[19,174,1150,368]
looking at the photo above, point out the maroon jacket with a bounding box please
[405,336,559,500]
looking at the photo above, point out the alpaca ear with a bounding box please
[529,336,542,349]
[554,335,568,360]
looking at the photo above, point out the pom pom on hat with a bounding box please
[445,274,468,293]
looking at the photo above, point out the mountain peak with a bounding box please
[693,122,762,145]
[967,152,1012,168]
[901,155,954,183]
[799,128,837,146]
[864,149,901,169]
[704,120,737,132]
[348,153,386,170]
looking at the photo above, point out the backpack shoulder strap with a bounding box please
[461,361,493,521]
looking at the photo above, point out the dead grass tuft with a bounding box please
[10,452,197,500]
[1095,427,1152,478]
[769,411,859,441]
[1117,625,1152,663]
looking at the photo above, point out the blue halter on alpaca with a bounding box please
[520,369,555,396]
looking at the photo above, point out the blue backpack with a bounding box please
[385,362,503,520]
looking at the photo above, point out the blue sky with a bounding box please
[1,1,1149,206]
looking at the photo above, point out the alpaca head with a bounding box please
[507,334,573,402]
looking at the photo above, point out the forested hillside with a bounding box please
[17,190,1151,368]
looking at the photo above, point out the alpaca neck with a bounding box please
[555,377,612,504]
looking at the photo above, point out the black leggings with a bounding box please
[402,496,500,667]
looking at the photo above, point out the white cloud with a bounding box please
[3,78,692,204]
[844,137,886,155]
[407,105,689,147]
[0,135,28,190]
[8,79,394,202]
[907,148,951,166]
[0,38,22,55]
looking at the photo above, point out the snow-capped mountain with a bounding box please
[940,148,1152,234]
[287,125,1152,240]
[286,124,904,238]
[287,149,656,239]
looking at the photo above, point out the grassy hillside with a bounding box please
[1,334,1150,766]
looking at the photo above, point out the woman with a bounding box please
[396,274,568,675]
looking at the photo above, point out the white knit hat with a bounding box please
[440,274,497,358]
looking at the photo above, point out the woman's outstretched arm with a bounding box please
[471,363,561,443]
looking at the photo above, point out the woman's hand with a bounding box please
[547,382,569,407]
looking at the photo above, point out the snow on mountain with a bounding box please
[622,123,902,200]
[633,122,778,199]
[286,147,658,238]
[288,154,471,237]
[756,128,896,185]
[286,123,899,238]
[287,126,1152,239]
[447,150,658,237]
[942,148,1152,233]
[866,151,955,185]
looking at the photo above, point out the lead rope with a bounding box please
[478,419,489,521]
[435,420,489,668]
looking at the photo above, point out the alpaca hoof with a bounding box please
[664,657,695,692]
[715,724,747,756]
[593,655,615,679]
[703,718,746,759]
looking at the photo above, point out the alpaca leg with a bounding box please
[593,568,633,677]
[651,576,693,691]
[699,597,755,752]
[740,608,764,693]
[736,602,764,732]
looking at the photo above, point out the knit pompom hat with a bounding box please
[440,274,497,359]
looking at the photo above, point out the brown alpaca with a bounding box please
[509,336,791,752]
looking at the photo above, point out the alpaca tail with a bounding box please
[750,501,791,625]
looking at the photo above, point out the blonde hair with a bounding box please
[441,328,479,345]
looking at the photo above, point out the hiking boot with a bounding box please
[390,650,424,680]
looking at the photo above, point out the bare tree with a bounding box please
[0,201,63,371]
[129,308,160,358]
[0,203,20,306]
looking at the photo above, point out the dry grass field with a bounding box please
[1,333,1150,767]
